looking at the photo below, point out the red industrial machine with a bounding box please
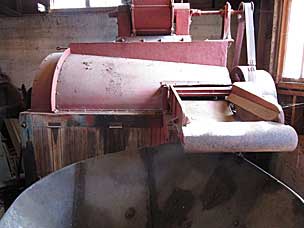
[1,2,303,227]
[20,1,298,181]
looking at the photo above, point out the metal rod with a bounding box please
[236,153,304,204]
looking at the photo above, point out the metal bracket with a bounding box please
[233,2,257,81]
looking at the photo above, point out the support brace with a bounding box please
[233,2,257,81]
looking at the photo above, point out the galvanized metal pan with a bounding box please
[1,144,304,228]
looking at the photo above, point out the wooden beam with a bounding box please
[16,0,23,13]
[277,0,292,82]
[256,0,274,71]
[278,82,304,91]
[0,3,21,16]
[291,95,297,126]
[278,89,304,97]
[4,119,21,159]
[85,0,90,8]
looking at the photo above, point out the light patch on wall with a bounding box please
[37,3,46,12]
[51,0,86,9]
[282,0,304,79]
[90,0,122,7]
[50,0,121,9]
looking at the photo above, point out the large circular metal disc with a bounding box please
[1,144,304,227]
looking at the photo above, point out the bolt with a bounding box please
[125,207,136,219]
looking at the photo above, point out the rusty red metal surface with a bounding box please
[31,40,230,112]
[131,0,173,35]
[31,53,62,112]
[175,3,191,35]
[31,52,230,113]
[69,41,229,66]
[167,85,190,127]
[175,86,231,98]
[54,55,230,111]
[51,49,71,112]
[116,1,239,39]
[117,5,131,37]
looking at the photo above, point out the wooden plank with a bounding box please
[269,0,280,75]
[278,82,304,91]
[278,89,304,97]
[301,45,304,79]
[256,0,274,71]
[22,111,163,128]
[276,0,292,82]
[0,78,9,85]
[0,3,21,16]
[33,128,45,177]
[0,133,14,179]
[0,104,20,112]
[4,119,21,158]
[23,111,170,177]
[228,82,281,112]
[291,96,297,126]
[16,0,23,13]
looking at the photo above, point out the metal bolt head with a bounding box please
[125,207,136,219]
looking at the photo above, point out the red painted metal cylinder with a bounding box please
[31,41,231,112]
[51,54,230,112]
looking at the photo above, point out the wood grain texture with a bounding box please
[276,0,292,82]
[26,113,171,178]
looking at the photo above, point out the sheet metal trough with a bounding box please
[1,145,304,228]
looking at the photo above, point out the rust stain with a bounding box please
[200,166,237,210]
[159,188,194,227]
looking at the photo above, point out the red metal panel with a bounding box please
[51,49,71,112]
[175,3,191,35]
[31,53,62,112]
[117,5,131,37]
[69,41,229,67]
[32,42,229,113]
[132,0,171,4]
[132,6,172,35]
[131,0,173,35]
[175,86,231,98]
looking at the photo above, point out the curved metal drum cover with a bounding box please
[1,144,304,228]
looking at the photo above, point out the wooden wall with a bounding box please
[20,112,175,180]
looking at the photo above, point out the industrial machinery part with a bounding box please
[1,145,304,227]
[20,2,298,182]
[131,0,174,35]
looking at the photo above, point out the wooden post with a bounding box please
[16,0,22,13]
[291,95,297,126]
[86,0,90,8]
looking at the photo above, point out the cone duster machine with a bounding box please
[1,1,304,228]
[18,0,298,180]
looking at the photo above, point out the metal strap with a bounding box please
[233,2,257,81]
[244,3,256,67]
[232,13,245,68]
[222,2,232,40]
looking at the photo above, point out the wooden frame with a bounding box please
[276,0,292,83]
[20,111,170,181]
[276,0,304,85]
